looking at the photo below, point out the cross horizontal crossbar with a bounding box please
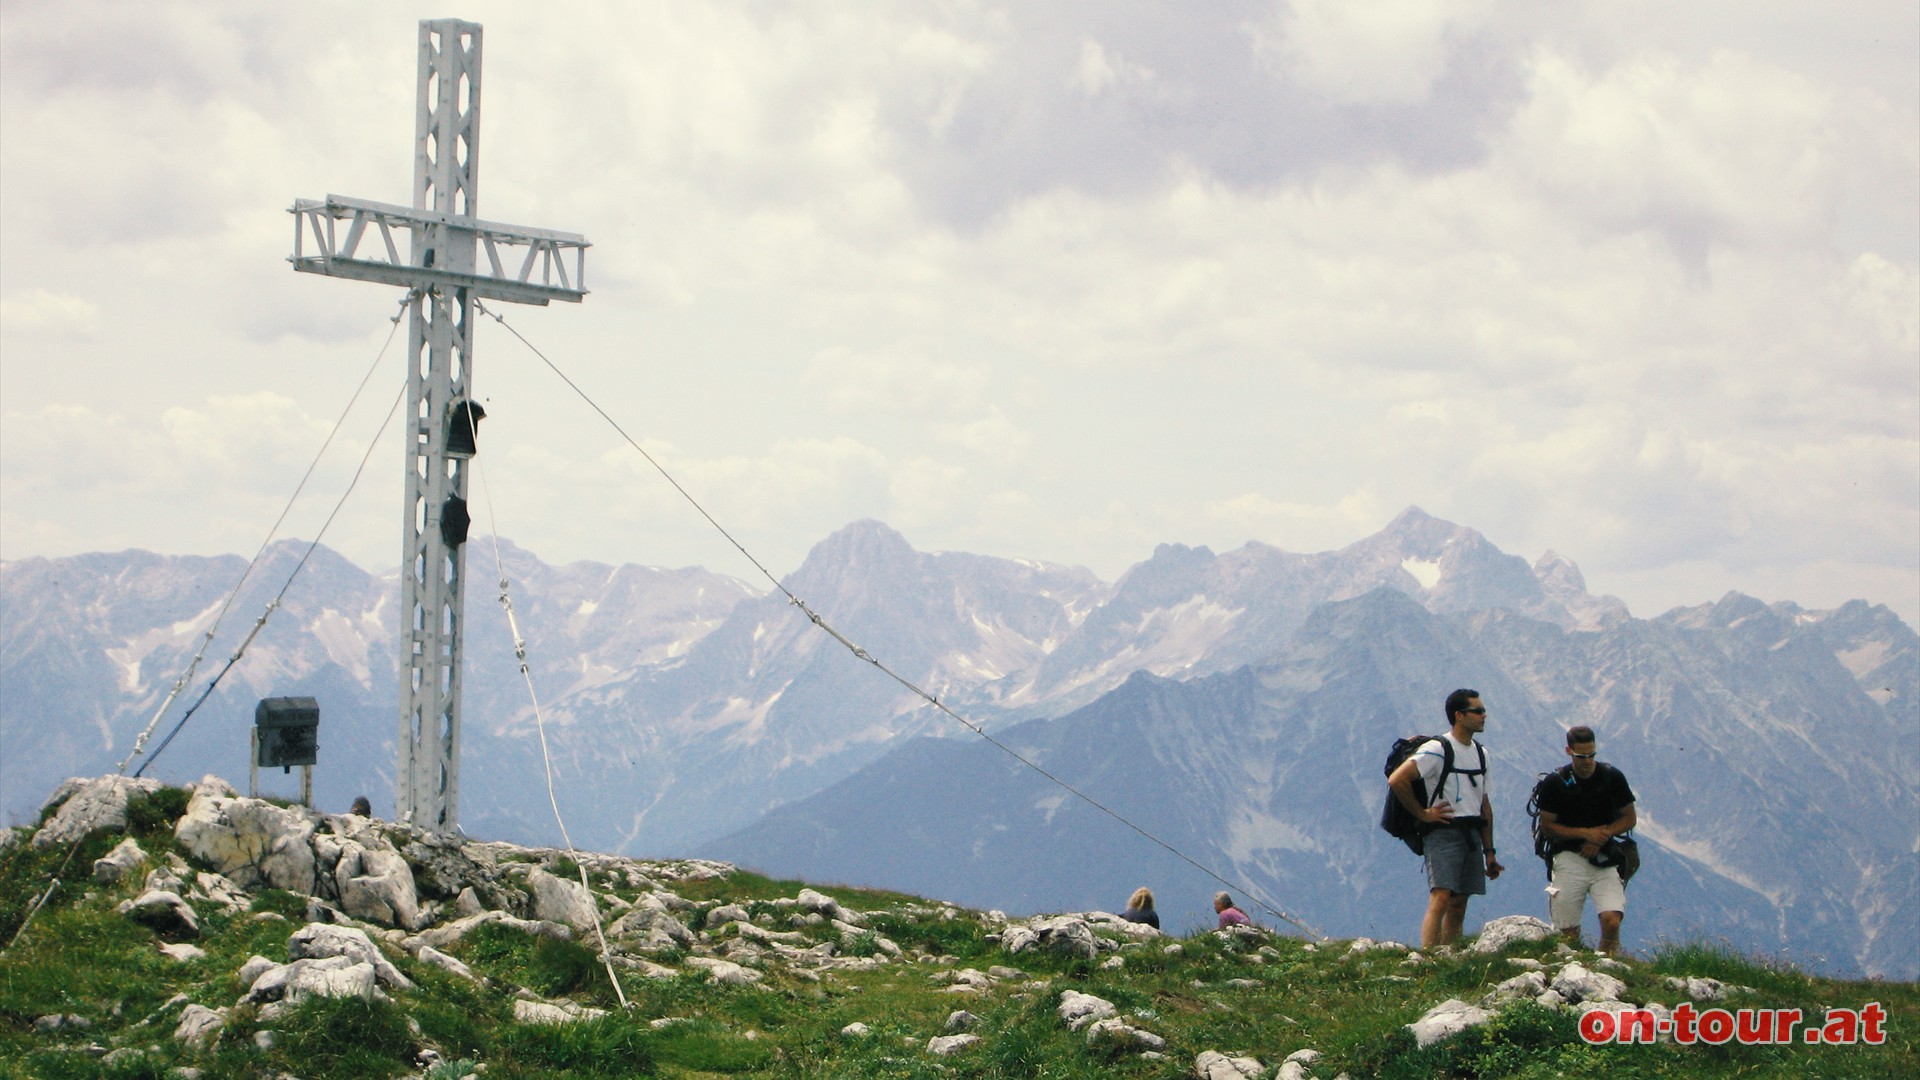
[289,195,589,305]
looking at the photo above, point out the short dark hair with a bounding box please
[1444,688,1480,722]
[1565,725,1596,746]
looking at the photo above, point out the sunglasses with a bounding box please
[1570,752,1597,760]
[1460,707,1487,715]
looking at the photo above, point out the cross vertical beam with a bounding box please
[397,19,482,833]
[289,18,590,833]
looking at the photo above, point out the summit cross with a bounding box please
[288,19,591,832]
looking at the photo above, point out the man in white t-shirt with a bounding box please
[1387,688,1505,947]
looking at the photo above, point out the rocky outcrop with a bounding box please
[33,776,163,847]
[117,890,199,938]
[1194,1050,1266,1079]
[320,830,423,930]
[1469,915,1557,954]
[288,923,414,990]
[172,1004,225,1050]
[1001,915,1109,960]
[175,785,316,895]
[93,837,148,883]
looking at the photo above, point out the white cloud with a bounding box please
[1073,39,1155,97]
[0,0,1913,628]
[0,289,98,335]
[1255,0,1496,106]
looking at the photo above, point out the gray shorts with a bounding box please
[1425,826,1487,896]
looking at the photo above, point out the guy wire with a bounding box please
[476,300,1324,941]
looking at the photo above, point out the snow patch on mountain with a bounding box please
[1632,818,1779,905]
[1400,557,1441,589]
[1223,810,1317,861]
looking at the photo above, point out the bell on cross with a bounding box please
[447,400,486,457]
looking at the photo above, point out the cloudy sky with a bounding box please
[3,1,1915,627]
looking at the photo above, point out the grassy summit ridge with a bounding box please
[0,782,1911,1079]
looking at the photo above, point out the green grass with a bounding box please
[3,805,1916,1080]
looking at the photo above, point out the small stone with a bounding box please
[1407,998,1493,1048]
[927,1033,980,1056]
[1057,990,1117,1031]
[1194,1049,1266,1079]
[172,1004,225,1050]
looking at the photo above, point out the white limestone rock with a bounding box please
[172,1004,226,1049]
[174,789,316,895]
[514,998,607,1025]
[414,944,480,982]
[1665,975,1745,1001]
[118,890,200,938]
[34,777,164,847]
[414,910,573,949]
[1551,961,1627,1005]
[94,837,149,883]
[1277,1048,1323,1080]
[705,903,751,929]
[528,867,599,932]
[1408,998,1493,1048]
[1004,916,1102,960]
[191,870,249,914]
[1057,989,1118,1032]
[1087,1017,1166,1052]
[288,923,413,990]
[1483,970,1550,1005]
[236,955,278,988]
[330,838,424,930]
[609,894,696,950]
[244,956,378,1013]
[685,956,761,986]
[795,887,866,927]
[927,1033,980,1056]
[1193,1050,1266,1079]
[1470,915,1558,954]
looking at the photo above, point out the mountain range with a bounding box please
[2,508,1912,977]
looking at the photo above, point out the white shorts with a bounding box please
[1546,850,1627,930]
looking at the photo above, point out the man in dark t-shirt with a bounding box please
[1536,725,1637,953]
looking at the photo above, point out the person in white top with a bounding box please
[1387,688,1504,947]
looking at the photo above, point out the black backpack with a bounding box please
[1380,735,1485,855]
[1527,764,1640,883]
[1525,768,1568,876]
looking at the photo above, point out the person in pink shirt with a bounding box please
[1214,892,1250,929]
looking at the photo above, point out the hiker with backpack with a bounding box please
[1386,688,1504,948]
[1532,725,1637,954]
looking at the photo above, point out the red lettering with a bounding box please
[1672,1002,1698,1044]
[1861,1002,1886,1045]
[1697,1008,1734,1045]
[1735,1008,1769,1043]
[1579,1009,1616,1044]
[1821,1010,1859,1045]
[1772,1008,1802,1044]
[1619,1008,1658,1044]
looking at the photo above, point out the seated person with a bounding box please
[1121,886,1160,929]
[1214,892,1250,929]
